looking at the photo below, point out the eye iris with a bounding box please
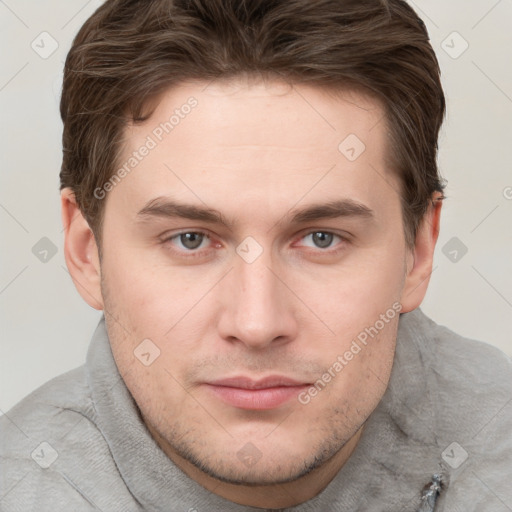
[180,232,203,249]
[312,232,333,248]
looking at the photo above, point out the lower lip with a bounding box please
[205,384,309,410]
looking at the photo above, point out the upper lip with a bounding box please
[207,376,308,390]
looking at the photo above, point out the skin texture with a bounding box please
[61,78,442,508]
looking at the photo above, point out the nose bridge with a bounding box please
[218,246,296,349]
[237,253,276,310]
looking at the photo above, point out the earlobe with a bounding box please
[61,188,104,310]
[400,193,443,313]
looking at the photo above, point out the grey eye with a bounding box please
[311,232,334,248]
[179,232,205,250]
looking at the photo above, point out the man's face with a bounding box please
[99,79,411,486]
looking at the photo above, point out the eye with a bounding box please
[299,231,343,249]
[168,231,210,251]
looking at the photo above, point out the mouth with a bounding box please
[203,375,311,410]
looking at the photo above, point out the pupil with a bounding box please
[313,232,333,248]
[180,232,203,249]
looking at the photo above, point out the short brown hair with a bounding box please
[60,0,446,247]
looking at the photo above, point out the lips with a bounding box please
[210,375,306,389]
[204,375,310,410]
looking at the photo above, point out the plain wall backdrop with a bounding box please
[1,0,511,412]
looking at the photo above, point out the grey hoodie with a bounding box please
[1,308,511,511]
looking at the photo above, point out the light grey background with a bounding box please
[1,0,511,412]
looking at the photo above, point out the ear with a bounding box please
[61,188,104,310]
[400,192,443,313]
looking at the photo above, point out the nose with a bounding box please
[217,250,299,350]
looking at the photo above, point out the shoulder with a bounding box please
[0,366,133,511]
[0,365,96,448]
[402,309,512,511]
[402,308,512,393]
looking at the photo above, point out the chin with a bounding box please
[170,430,344,486]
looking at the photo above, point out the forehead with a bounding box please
[132,78,386,152]
[109,79,398,223]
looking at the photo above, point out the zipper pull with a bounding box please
[417,473,443,512]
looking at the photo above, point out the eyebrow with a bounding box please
[136,196,375,228]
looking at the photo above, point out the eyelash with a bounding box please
[161,230,348,258]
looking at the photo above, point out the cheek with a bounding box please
[303,254,405,331]
[335,314,398,387]
[293,250,403,392]
[100,248,225,379]
[297,316,398,434]
[100,255,198,411]
[100,246,190,325]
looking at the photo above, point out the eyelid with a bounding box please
[292,229,350,248]
[160,229,220,255]
[160,228,212,243]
